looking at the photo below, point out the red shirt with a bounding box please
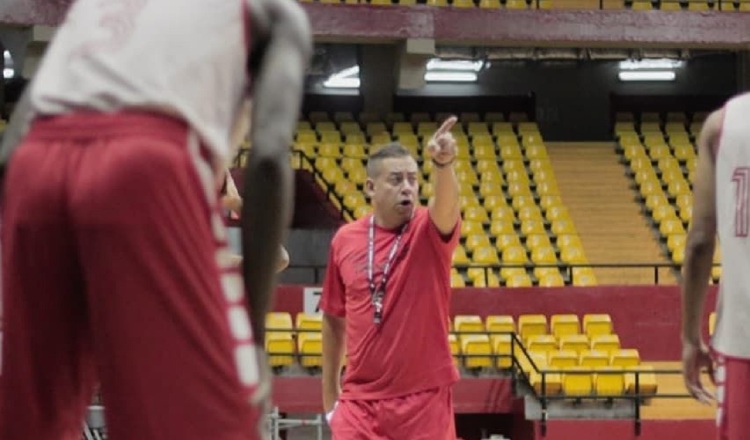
[320,207,460,400]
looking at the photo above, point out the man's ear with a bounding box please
[365,178,375,199]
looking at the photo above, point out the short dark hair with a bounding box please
[366,142,412,177]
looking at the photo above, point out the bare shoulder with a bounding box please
[696,108,725,157]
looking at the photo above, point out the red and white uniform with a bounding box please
[320,207,460,439]
[1,1,262,440]
[712,93,750,440]
[30,0,251,162]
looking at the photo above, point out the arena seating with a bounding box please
[266,310,659,398]
[296,0,744,12]
[615,111,721,283]
[283,111,596,288]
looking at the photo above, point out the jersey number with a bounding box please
[732,167,750,237]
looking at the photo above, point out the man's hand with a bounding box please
[682,341,715,404]
[426,116,458,167]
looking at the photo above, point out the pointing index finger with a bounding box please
[435,116,458,137]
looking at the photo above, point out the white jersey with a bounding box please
[713,92,750,359]
[29,0,251,162]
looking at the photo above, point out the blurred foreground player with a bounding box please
[681,96,750,440]
[0,0,311,439]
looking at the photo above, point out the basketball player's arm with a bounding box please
[241,0,312,344]
[0,80,34,179]
[322,313,345,414]
[680,109,721,403]
[427,116,461,235]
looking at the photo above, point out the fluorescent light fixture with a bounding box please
[618,71,676,82]
[619,59,684,70]
[3,68,13,79]
[425,71,478,82]
[323,65,360,89]
[426,58,483,72]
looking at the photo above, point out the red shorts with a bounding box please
[0,112,262,440]
[715,352,750,440]
[330,386,455,440]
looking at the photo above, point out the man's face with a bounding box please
[366,156,419,225]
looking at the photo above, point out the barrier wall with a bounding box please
[274,284,719,360]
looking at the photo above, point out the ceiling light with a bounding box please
[618,71,676,82]
[426,59,484,72]
[619,59,684,70]
[424,71,478,82]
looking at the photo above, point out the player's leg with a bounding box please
[70,119,262,440]
[715,354,750,440]
[377,386,456,440]
[0,136,96,440]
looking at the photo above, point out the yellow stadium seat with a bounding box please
[540,195,563,212]
[454,315,485,334]
[490,219,516,236]
[449,333,460,365]
[266,312,293,334]
[531,246,558,265]
[579,350,609,368]
[518,314,548,341]
[298,332,322,368]
[461,334,493,368]
[549,350,578,368]
[562,366,593,396]
[539,272,565,287]
[611,349,640,367]
[512,195,536,212]
[465,206,490,225]
[591,334,621,354]
[572,269,597,287]
[452,245,471,266]
[461,220,484,237]
[506,273,533,287]
[496,234,522,251]
[625,365,658,395]
[545,206,569,223]
[492,333,513,368]
[560,246,587,265]
[296,312,323,332]
[465,234,492,252]
[474,144,497,160]
[550,314,580,338]
[502,245,529,264]
[687,0,710,10]
[479,179,504,197]
[559,334,590,355]
[525,144,548,160]
[521,219,546,236]
[583,314,613,338]
[551,219,578,235]
[556,234,582,250]
[479,0,502,7]
[266,333,295,367]
[517,206,543,222]
[473,246,501,265]
[595,366,625,396]
[451,270,466,288]
[527,334,558,356]
[526,233,552,249]
[486,315,515,334]
[491,206,516,222]
[501,267,527,281]
[660,219,686,236]
[484,194,508,212]
[645,194,669,211]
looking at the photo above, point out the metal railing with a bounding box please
[287,261,721,286]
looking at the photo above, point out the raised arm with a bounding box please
[426,116,460,235]
[241,0,312,345]
[681,108,722,404]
